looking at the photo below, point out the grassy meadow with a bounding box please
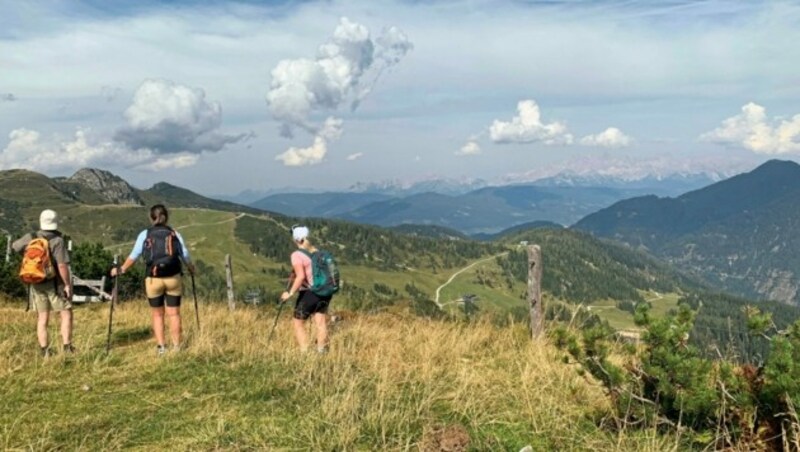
[0,299,681,451]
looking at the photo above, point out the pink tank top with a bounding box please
[290,250,313,287]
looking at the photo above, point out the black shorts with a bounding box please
[148,294,181,308]
[293,290,331,320]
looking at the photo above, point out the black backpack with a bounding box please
[144,225,183,277]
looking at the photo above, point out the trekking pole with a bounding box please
[190,272,200,330]
[106,256,119,354]
[267,276,293,343]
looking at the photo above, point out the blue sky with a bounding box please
[1,0,799,195]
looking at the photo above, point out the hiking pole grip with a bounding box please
[191,272,200,330]
[106,255,119,353]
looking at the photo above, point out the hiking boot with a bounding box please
[63,343,76,354]
[40,346,51,358]
[156,345,167,356]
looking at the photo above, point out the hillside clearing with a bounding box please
[0,300,679,450]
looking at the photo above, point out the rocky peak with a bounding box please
[68,168,144,205]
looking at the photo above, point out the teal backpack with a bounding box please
[299,249,340,297]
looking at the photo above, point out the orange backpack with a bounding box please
[19,237,56,284]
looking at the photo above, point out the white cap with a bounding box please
[39,209,58,231]
[292,225,309,242]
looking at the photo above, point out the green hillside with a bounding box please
[575,160,800,305]
[0,166,754,331]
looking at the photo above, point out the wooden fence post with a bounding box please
[527,245,543,339]
[225,253,235,311]
[5,234,11,263]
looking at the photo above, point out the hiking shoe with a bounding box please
[156,345,167,356]
[40,347,51,358]
[63,343,76,354]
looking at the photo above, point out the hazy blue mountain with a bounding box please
[339,185,655,234]
[574,159,800,305]
[532,173,718,197]
[250,192,393,217]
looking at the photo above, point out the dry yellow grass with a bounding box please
[0,299,678,450]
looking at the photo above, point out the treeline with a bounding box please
[234,215,504,271]
[680,291,800,362]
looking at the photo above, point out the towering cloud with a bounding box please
[115,79,248,154]
[267,17,412,166]
[702,102,800,154]
[489,100,573,145]
[579,127,632,148]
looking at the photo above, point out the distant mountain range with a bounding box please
[247,171,722,234]
[574,159,800,305]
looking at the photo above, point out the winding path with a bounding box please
[433,251,508,308]
[105,211,246,251]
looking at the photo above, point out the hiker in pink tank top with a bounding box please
[280,225,331,354]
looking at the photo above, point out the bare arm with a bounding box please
[58,263,72,299]
[280,259,306,302]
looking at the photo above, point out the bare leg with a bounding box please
[166,306,181,348]
[37,311,49,348]
[152,307,166,346]
[313,313,328,350]
[60,309,73,346]
[292,318,309,352]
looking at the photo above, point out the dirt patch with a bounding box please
[421,424,471,452]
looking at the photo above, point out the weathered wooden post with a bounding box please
[5,234,11,263]
[527,245,543,339]
[225,253,235,311]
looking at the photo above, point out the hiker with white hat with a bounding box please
[12,209,74,357]
[280,225,335,353]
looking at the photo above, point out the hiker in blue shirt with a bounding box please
[111,204,194,355]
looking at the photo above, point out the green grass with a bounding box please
[0,300,680,450]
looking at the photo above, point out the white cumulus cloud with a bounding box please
[489,100,573,145]
[701,102,800,154]
[455,141,481,156]
[346,152,364,161]
[0,127,200,172]
[275,116,344,167]
[579,127,632,148]
[115,79,249,154]
[275,136,328,167]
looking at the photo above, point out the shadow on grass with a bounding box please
[112,326,152,346]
